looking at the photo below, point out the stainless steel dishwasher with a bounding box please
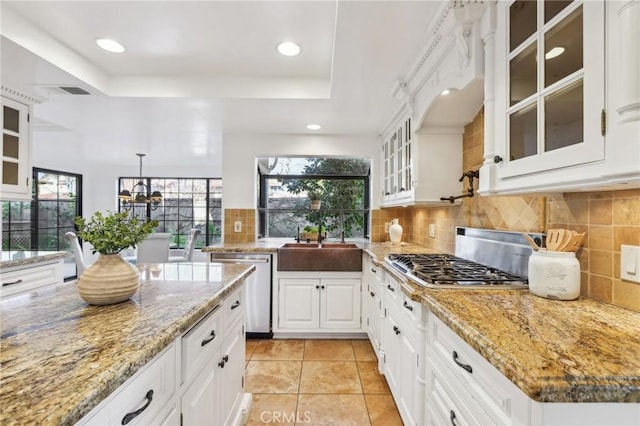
[209,252,272,338]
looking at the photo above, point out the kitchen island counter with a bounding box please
[0,262,255,425]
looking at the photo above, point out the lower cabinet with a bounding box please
[79,284,250,426]
[277,272,362,332]
[1,259,64,299]
[380,269,426,426]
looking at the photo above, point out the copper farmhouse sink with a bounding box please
[277,242,362,271]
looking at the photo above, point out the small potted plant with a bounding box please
[74,211,159,305]
[307,189,323,210]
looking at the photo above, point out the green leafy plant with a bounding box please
[75,211,159,255]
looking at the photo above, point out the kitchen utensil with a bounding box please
[522,233,540,251]
[562,232,585,252]
[546,229,567,251]
[556,230,576,252]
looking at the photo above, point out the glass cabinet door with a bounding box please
[499,0,605,178]
[2,97,30,200]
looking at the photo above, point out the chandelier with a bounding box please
[118,153,162,210]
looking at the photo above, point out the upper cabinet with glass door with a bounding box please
[1,96,32,201]
[480,0,640,194]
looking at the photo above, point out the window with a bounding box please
[257,157,370,239]
[2,168,82,280]
[118,177,222,248]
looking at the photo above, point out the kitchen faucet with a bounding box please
[317,219,324,244]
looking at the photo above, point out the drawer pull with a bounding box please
[2,279,23,287]
[452,351,473,373]
[393,325,401,335]
[230,300,241,310]
[121,389,154,425]
[218,358,226,368]
[201,330,216,346]
[223,355,229,362]
[449,410,458,426]
[403,301,413,311]
[370,268,377,274]
[370,291,375,297]
[386,284,395,292]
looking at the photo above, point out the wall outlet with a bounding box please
[621,245,640,284]
[234,221,242,233]
[429,223,436,238]
[384,222,390,233]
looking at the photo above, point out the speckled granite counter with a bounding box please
[1,250,71,269]
[0,262,255,425]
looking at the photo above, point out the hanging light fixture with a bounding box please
[118,153,162,211]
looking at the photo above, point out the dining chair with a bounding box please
[136,233,171,264]
[168,229,201,262]
[64,232,87,275]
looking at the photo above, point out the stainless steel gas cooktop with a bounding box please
[384,227,545,289]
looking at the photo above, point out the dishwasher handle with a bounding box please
[210,257,270,264]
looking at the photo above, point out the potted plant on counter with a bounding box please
[74,211,159,305]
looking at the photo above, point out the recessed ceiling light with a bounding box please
[277,41,301,57]
[545,46,565,60]
[441,89,451,96]
[96,38,125,53]
[306,124,321,130]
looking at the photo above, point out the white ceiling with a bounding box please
[1,1,445,165]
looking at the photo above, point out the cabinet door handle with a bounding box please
[316,285,320,289]
[386,284,395,292]
[403,301,413,311]
[370,268,377,274]
[370,291,375,297]
[230,300,241,310]
[452,351,473,373]
[2,279,23,287]
[121,389,154,425]
[449,410,458,426]
[223,355,229,362]
[201,330,216,347]
[218,359,225,368]
[321,285,325,289]
[393,325,401,335]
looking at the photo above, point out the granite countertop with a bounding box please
[1,250,71,269]
[0,262,255,425]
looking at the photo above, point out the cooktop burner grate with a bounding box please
[386,253,527,288]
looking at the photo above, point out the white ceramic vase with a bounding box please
[389,218,403,244]
[77,254,140,305]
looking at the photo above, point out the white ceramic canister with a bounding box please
[528,250,580,300]
[389,218,403,244]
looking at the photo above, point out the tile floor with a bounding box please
[245,339,403,426]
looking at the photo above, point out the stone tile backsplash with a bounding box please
[374,108,640,312]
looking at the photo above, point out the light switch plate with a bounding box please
[429,224,436,238]
[234,221,242,233]
[621,245,640,283]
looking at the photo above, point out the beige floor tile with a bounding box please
[357,361,390,394]
[245,360,302,394]
[365,394,403,426]
[252,339,306,361]
[247,394,299,426]
[296,394,371,426]
[303,339,355,361]
[352,339,377,361]
[299,361,362,394]
[246,339,260,360]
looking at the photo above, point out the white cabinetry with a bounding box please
[426,313,640,426]
[379,269,427,426]
[80,284,250,426]
[1,96,31,201]
[381,117,463,207]
[363,256,383,359]
[481,0,640,195]
[1,259,64,299]
[276,272,362,333]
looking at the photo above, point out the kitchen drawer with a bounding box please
[369,261,382,284]
[399,292,426,325]
[79,343,176,426]
[426,357,491,426]
[182,304,223,383]
[1,261,62,298]
[428,315,527,425]
[382,270,400,302]
[223,285,244,329]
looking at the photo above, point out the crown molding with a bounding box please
[2,86,43,104]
